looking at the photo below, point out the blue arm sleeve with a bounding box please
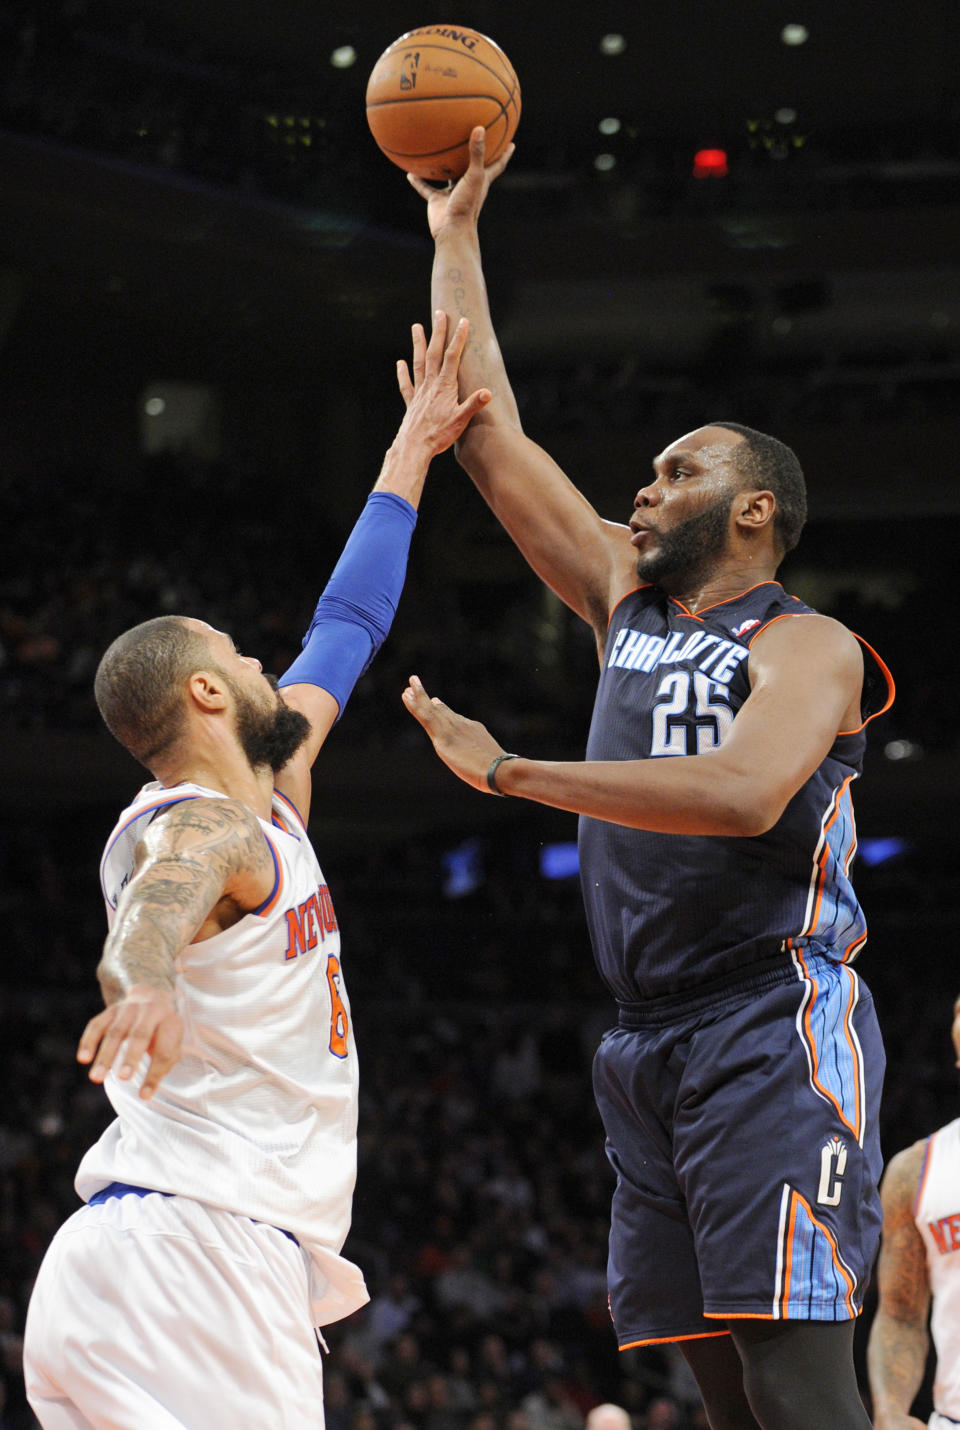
[277,491,417,718]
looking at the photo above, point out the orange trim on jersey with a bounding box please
[747,618,895,739]
[606,579,787,629]
[778,1188,858,1319]
[273,788,307,834]
[913,1133,936,1219]
[703,1311,775,1321]
[618,1330,730,1349]
[673,580,786,621]
[744,608,807,648]
[841,932,867,964]
[251,828,284,917]
[795,947,862,1139]
[838,633,896,734]
[801,776,855,941]
[665,600,704,622]
[838,966,864,1135]
[780,1184,800,1313]
[606,584,654,628]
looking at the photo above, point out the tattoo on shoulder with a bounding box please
[146,797,274,880]
[99,798,274,1002]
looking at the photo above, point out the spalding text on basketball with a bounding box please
[406,26,479,51]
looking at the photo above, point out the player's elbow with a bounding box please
[734,806,782,837]
[711,780,787,837]
[708,804,772,837]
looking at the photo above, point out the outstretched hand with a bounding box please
[77,985,184,1101]
[407,126,515,239]
[395,310,491,453]
[402,674,507,793]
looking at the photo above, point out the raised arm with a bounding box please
[77,796,276,1100]
[403,613,864,837]
[274,312,491,817]
[410,129,635,640]
[867,1142,931,1430]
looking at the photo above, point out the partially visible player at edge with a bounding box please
[22,314,491,1430]
[401,129,895,1430]
[868,993,960,1430]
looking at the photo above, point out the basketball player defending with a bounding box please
[402,131,894,1430]
[22,314,490,1430]
[868,994,960,1430]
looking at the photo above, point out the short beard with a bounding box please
[636,494,732,589]
[231,677,311,774]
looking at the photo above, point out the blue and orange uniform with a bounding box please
[580,580,894,1347]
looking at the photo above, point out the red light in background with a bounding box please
[693,148,728,178]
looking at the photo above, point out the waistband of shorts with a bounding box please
[86,1181,300,1247]
[616,948,802,1026]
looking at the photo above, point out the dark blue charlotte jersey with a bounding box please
[578,581,894,1002]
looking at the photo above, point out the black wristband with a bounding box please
[486,753,519,796]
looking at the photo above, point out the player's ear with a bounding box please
[186,669,229,713]
[735,489,776,534]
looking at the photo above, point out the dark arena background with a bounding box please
[1,2,958,1426]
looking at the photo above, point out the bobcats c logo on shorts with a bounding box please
[817,1136,848,1206]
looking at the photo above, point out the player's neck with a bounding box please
[155,750,276,820]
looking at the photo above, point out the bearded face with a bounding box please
[229,674,311,774]
[635,490,733,589]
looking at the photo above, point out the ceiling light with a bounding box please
[780,24,809,45]
[775,107,798,124]
[330,45,356,68]
[598,117,621,136]
[599,33,626,56]
[594,153,617,172]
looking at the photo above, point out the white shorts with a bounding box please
[23,1190,325,1429]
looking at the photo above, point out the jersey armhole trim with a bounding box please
[250,829,283,917]
[745,618,895,735]
[100,794,203,909]
[273,788,308,836]
[838,633,895,734]
[606,584,653,629]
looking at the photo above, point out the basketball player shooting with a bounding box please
[402,129,894,1430]
[22,314,490,1430]
[868,992,960,1430]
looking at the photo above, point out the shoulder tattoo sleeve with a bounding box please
[97,797,274,1003]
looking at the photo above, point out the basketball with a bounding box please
[365,24,521,182]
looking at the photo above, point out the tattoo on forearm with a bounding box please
[98,800,272,1003]
[444,265,494,384]
[868,1310,928,1415]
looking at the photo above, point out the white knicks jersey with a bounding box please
[76,780,368,1327]
[915,1116,960,1421]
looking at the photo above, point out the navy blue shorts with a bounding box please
[592,951,885,1348]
